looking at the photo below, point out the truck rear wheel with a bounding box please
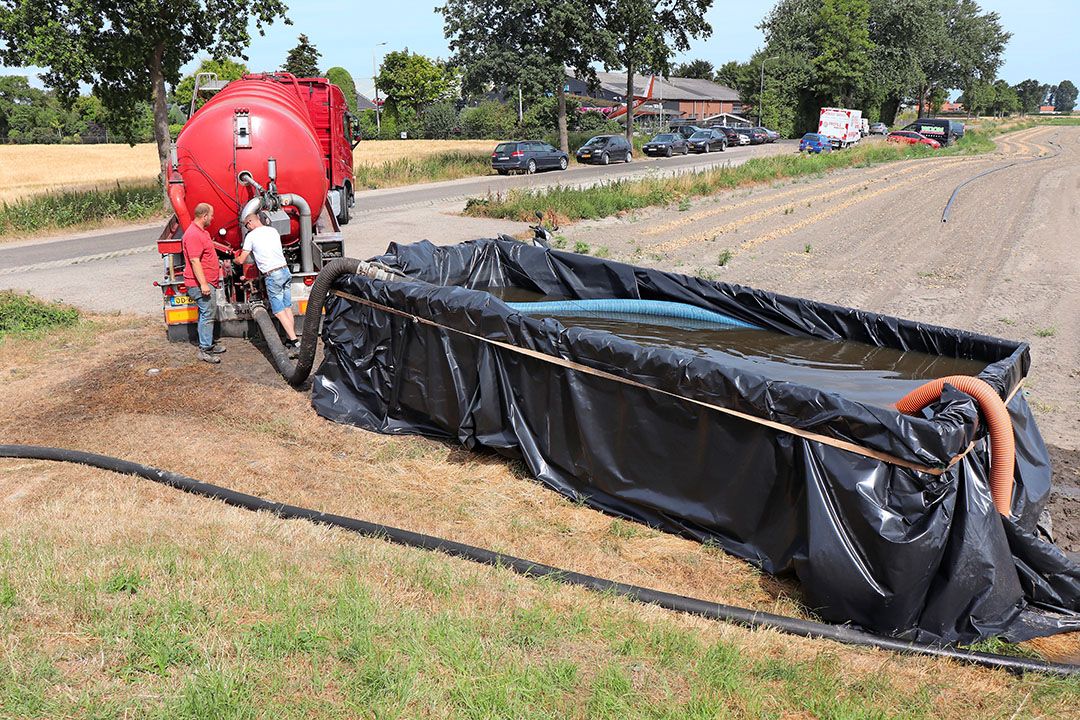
[336,186,351,225]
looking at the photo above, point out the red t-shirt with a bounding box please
[181,223,221,287]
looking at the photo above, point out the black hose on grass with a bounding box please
[2,443,1077,678]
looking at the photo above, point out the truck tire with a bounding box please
[337,187,351,225]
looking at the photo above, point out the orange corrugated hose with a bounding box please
[895,376,1015,516]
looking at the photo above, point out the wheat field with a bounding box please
[0,140,500,204]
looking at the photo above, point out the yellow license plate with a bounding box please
[171,295,193,305]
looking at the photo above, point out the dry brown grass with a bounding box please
[1,319,1078,717]
[353,139,497,167]
[0,140,499,204]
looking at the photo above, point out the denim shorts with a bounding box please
[265,267,292,314]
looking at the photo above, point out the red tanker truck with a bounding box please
[157,72,358,341]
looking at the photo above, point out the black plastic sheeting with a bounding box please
[311,238,1080,644]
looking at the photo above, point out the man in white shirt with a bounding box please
[235,212,299,354]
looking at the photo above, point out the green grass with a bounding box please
[0,292,79,340]
[3,533,1076,719]
[353,151,494,189]
[460,123,1029,224]
[0,182,162,239]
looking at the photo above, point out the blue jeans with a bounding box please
[265,267,292,314]
[186,285,217,350]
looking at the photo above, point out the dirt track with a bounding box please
[566,125,1080,549]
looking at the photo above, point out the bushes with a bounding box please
[421,102,460,140]
[0,291,79,338]
[0,182,163,237]
[460,101,518,140]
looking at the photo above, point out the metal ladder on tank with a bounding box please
[189,72,230,119]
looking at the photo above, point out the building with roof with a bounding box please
[566,71,745,124]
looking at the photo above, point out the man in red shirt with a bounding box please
[182,203,226,363]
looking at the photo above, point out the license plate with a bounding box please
[171,295,192,306]
[497,156,508,160]
[581,152,591,157]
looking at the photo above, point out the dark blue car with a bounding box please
[799,133,833,154]
[491,141,569,175]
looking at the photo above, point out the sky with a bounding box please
[3,1,1077,98]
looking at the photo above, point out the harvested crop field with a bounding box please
[0,139,500,203]
[2,316,1079,717]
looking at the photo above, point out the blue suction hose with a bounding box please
[506,299,761,330]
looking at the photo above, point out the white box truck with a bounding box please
[818,107,862,148]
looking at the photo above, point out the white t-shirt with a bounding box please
[242,225,287,273]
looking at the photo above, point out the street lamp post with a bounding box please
[373,42,387,136]
[758,56,778,127]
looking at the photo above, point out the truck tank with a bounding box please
[171,74,330,250]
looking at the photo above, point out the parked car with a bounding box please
[799,133,833,154]
[949,120,965,140]
[490,141,568,175]
[642,133,689,157]
[902,118,953,146]
[887,130,941,149]
[575,135,633,165]
[731,129,751,145]
[687,129,728,153]
[715,126,744,147]
[760,127,780,142]
[671,124,706,140]
[736,127,767,145]
[869,122,889,135]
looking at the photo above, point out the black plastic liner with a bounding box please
[311,238,1080,644]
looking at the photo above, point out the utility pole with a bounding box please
[758,56,778,127]
[372,41,387,136]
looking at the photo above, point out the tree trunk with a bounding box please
[917,84,926,118]
[557,82,568,154]
[150,43,172,211]
[625,64,634,142]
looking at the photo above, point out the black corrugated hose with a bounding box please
[1,443,1076,677]
[254,257,361,387]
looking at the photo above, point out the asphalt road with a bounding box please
[1,140,797,314]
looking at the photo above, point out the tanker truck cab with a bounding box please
[294,77,358,225]
[157,72,350,343]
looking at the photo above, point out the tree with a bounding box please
[866,0,939,124]
[282,34,321,77]
[173,58,249,116]
[916,0,1009,117]
[375,49,455,118]
[440,0,609,153]
[1013,79,1048,114]
[715,60,754,94]
[325,67,358,114]
[0,0,289,204]
[601,0,713,140]
[958,78,994,116]
[812,0,872,107]
[673,59,715,79]
[1054,80,1077,113]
